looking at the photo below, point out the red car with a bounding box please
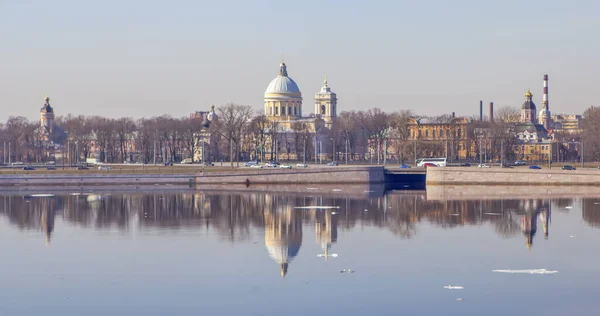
[423,163,437,168]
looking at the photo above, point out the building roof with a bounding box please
[265,61,301,95]
[522,90,536,110]
[41,95,53,113]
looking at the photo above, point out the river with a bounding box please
[0,188,598,315]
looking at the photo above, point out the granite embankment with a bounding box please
[195,166,385,184]
[0,166,386,187]
[427,166,600,186]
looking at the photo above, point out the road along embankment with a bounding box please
[195,166,385,185]
[427,167,600,186]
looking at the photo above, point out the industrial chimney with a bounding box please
[543,74,549,110]
[480,100,483,121]
[489,102,494,123]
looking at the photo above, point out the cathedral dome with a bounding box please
[41,95,53,113]
[522,90,536,110]
[264,61,301,95]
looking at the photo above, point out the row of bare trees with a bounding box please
[1,103,596,164]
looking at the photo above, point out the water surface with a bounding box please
[1,189,599,315]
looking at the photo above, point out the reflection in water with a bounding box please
[1,191,598,276]
[264,201,303,278]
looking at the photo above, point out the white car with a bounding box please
[98,166,111,171]
[280,164,292,169]
[514,160,527,166]
[296,164,308,168]
[250,164,263,169]
[11,162,24,166]
[478,163,490,168]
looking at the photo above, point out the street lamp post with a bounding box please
[303,137,306,165]
[330,137,334,162]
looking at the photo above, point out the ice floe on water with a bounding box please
[565,206,573,209]
[340,269,355,274]
[449,213,459,216]
[484,213,501,216]
[294,206,340,210]
[332,189,342,192]
[493,269,558,274]
[444,285,464,290]
[28,194,55,197]
[317,253,338,258]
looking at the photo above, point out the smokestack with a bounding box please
[543,74,549,110]
[480,100,483,121]
[452,112,455,118]
[489,102,494,123]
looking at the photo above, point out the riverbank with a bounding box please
[0,166,386,187]
[427,166,600,186]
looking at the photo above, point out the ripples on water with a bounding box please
[1,188,600,315]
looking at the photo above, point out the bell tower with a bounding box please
[40,95,55,133]
[314,74,337,124]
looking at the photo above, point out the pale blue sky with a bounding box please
[1,0,599,121]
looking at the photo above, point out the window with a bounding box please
[425,130,429,137]
[282,107,286,115]
[418,130,422,137]
[275,107,278,114]
[457,128,462,138]
[294,107,297,115]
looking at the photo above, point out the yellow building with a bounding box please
[407,116,473,160]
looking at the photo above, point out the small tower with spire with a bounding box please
[40,95,55,135]
[521,90,537,123]
[314,74,337,124]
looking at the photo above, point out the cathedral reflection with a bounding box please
[3,191,597,275]
[263,198,303,278]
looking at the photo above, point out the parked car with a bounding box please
[163,161,173,166]
[244,161,258,167]
[265,161,281,168]
[327,161,339,166]
[514,160,527,166]
[45,161,56,165]
[77,166,89,170]
[399,164,411,169]
[423,163,437,168]
[562,165,576,170]
[46,167,56,170]
[11,162,24,166]
[502,164,514,168]
[250,164,263,169]
[280,164,292,169]
[529,165,542,169]
[296,163,308,168]
[181,158,193,164]
[199,162,214,167]
[460,162,471,167]
[98,166,111,171]
[22,166,35,171]
[477,163,490,168]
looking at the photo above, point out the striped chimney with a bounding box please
[480,100,483,121]
[543,74,549,109]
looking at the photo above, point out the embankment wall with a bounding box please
[195,166,385,184]
[427,167,600,186]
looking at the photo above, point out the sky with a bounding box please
[1,0,599,121]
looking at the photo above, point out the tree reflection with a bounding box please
[0,192,564,250]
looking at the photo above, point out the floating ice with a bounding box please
[444,285,464,290]
[492,269,558,274]
[294,206,340,210]
[364,190,374,193]
[340,269,355,274]
[569,235,576,238]
[455,298,464,301]
[484,213,501,216]
[364,209,369,212]
[317,253,339,258]
[29,194,55,197]
[449,213,459,216]
[307,188,319,190]
[565,206,573,209]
